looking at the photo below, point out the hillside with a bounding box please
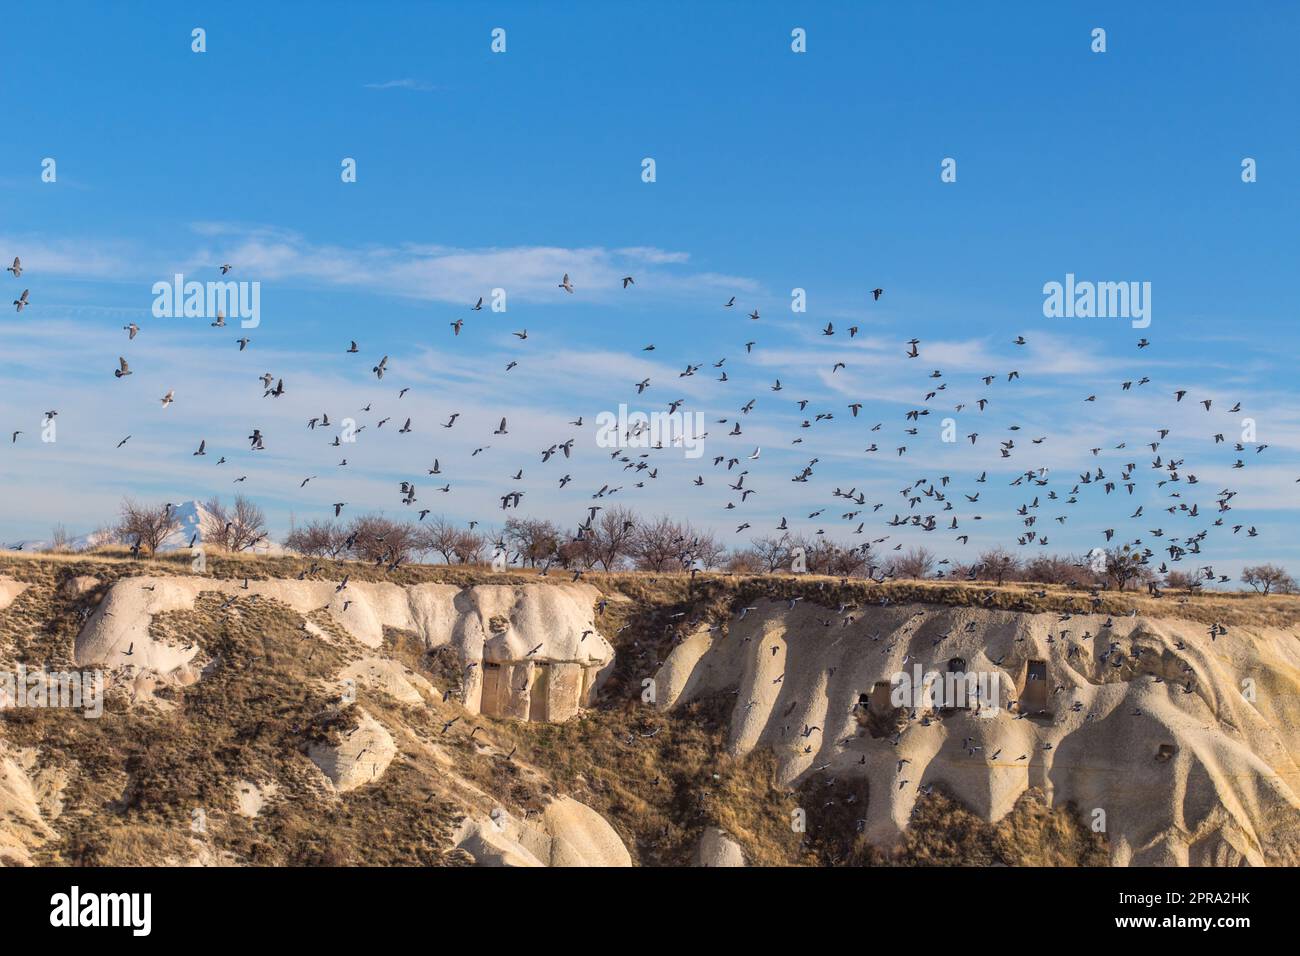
[0,550,1297,867]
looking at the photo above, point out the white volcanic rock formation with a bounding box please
[339,657,436,705]
[307,708,397,791]
[654,599,1300,866]
[0,746,66,866]
[452,797,632,867]
[73,576,613,721]
[0,578,29,613]
[695,826,746,866]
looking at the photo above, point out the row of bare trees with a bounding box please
[189,503,1277,592]
[282,506,726,572]
[103,497,1297,593]
[949,545,1147,590]
[727,535,876,577]
[279,510,1158,590]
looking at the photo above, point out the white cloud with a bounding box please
[3,226,760,307]
[363,79,441,92]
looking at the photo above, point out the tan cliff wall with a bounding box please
[71,575,614,723]
[654,599,1300,866]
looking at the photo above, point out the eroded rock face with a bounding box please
[0,746,64,866]
[339,658,435,706]
[542,796,633,867]
[307,709,396,792]
[0,577,30,613]
[234,779,276,818]
[453,585,613,722]
[453,797,632,867]
[655,601,1300,867]
[73,577,613,722]
[695,826,745,867]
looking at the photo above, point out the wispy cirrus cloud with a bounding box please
[0,235,135,280]
[363,78,442,92]
[4,224,761,307]
[204,233,757,304]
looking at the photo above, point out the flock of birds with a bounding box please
[4,255,1279,588]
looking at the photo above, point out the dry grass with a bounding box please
[1,578,461,866]
[893,788,1108,866]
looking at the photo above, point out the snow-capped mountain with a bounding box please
[6,499,282,554]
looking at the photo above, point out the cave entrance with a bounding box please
[481,662,503,717]
[857,680,901,738]
[528,662,551,722]
[941,657,970,713]
[1022,659,1049,715]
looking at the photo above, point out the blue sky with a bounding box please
[2,1,1298,578]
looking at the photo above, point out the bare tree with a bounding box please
[203,498,228,546]
[1104,546,1150,591]
[974,546,1019,586]
[204,495,267,552]
[451,527,488,564]
[503,517,560,567]
[415,517,461,564]
[348,515,418,564]
[1242,563,1297,595]
[1162,569,1200,591]
[890,546,936,580]
[725,548,764,573]
[630,515,687,571]
[590,506,638,571]
[284,519,349,557]
[116,499,181,557]
[49,523,69,553]
[681,525,725,570]
[556,534,598,570]
[1020,553,1094,587]
[815,541,871,577]
[749,535,792,573]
